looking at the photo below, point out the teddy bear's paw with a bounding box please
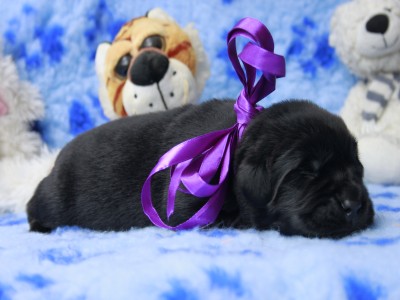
[0,149,58,213]
[358,135,400,184]
[360,118,378,135]
[0,128,43,159]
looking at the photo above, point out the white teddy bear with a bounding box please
[330,0,400,184]
[0,45,44,159]
[0,42,58,213]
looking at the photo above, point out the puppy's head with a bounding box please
[95,8,209,119]
[235,101,374,238]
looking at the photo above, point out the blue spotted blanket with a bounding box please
[1,0,400,299]
[1,185,400,299]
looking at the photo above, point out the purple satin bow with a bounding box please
[141,17,286,230]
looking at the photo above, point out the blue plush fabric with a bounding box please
[0,184,400,299]
[1,0,399,299]
[1,0,354,148]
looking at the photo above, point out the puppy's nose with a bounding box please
[340,199,362,218]
[130,51,169,86]
[366,14,389,34]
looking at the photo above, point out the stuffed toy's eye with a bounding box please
[140,35,164,50]
[115,54,132,78]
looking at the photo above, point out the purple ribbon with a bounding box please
[141,17,286,230]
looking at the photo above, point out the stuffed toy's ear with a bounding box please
[95,42,118,120]
[183,24,210,98]
[146,8,175,22]
[95,43,110,80]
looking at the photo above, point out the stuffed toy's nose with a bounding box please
[130,51,169,86]
[366,14,389,34]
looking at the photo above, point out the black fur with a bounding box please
[27,100,374,238]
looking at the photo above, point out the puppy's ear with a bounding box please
[236,149,302,208]
[236,161,271,208]
[269,150,302,204]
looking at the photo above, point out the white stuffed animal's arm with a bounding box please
[361,74,395,122]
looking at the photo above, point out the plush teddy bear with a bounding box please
[0,43,44,160]
[0,42,57,213]
[330,0,400,184]
[95,8,210,119]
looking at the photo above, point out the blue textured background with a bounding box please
[0,0,354,148]
[2,1,399,299]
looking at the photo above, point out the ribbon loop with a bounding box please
[228,18,285,107]
[141,17,286,230]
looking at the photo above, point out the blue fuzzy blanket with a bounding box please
[1,0,400,299]
[1,184,400,299]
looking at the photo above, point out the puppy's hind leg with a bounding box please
[26,195,52,233]
[28,217,52,233]
[26,181,59,233]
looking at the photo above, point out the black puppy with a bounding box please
[27,100,374,238]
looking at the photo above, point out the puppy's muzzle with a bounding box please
[130,50,169,86]
[340,198,362,219]
[336,184,363,223]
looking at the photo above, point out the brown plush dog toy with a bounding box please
[95,8,210,119]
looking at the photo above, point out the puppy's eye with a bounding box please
[115,54,132,78]
[384,7,392,12]
[300,171,317,180]
[310,160,321,173]
[140,35,164,50]
[299,160,320,179]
